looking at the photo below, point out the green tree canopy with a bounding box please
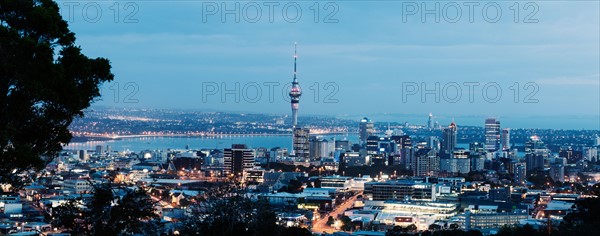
[0,0,113,188]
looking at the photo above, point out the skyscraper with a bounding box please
[366,135,380,156]
[309,137,333,160]
[501,128,511,151]
[427,113,433,130]
[359,117,374,145]
[525,136,549,171]
[293,127,310,161]
[390,135,412,150]
[525,135,547,153]
[224,144,255,176]
[513,163,527,185]
[441,122,457,155]
[484,118,501,152]
[78,150,88,163]
[412,148,439,176]
[95,145,103,154]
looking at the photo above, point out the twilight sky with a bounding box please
[58,1,599,129]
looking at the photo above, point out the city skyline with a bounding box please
[3,2,600,236]
[83,106,600,130]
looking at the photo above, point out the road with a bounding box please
[312,191,362,234]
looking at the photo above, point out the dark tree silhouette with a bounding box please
[429,224,442,231]
[280,226,312,236]
[51,183,161,235]
[181,195,280,236]
[0,0,113,188]
[406,223,417,232]
[495,224,547,236]
[339,215,353,231]
[493,196,600,236]
[559,196,600,235]
[108,187,161,235]
[51,198,82,231]
[326,216,335,226]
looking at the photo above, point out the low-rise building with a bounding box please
[364,180,436,201]
[320,176,353,191]
[62,179,93,195]
[465,211,529,230]
[365,200,459,231]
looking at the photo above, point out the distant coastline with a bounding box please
[70,132,356,143]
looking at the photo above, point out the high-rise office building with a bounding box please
[400,148,414,169]
[359,117,374,145]
[224,144,255,176]
[412,148,439,176]
[484,118,501,152]
[390,135,412,150]
[441,122,457,155]
[78,150,88,162]
[366,135,380,156]
[513,163,526,185]
[549,163,565,182]
[95,145,103,154]
[427,136,440,151]
[440,149,470,174]
[454,149,470,174]
[469,142,485,154]
[469,152,486,171]
[309,137,333,160]
[559,146,583,164]
[525,154,544,172]
[584,147,598,162]
[525,135,547,153]
[335,140,352,152]
[501,128,510,151]
[427,113,433,130]
[269,147,288,163]
[525,136,549,171]
[293,127,310,161]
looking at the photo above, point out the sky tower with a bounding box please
[289,43,302,128]
[289,43,309,160]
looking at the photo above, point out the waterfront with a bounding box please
[64,135,525,157]
[64,134,360,152]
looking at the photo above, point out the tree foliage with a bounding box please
[326,216,335,226]
[181,195,279,236]
[558,196,600,235]
[495,224,547,236]
[0,0,113,188]
[493,196,600,236]
[339,215,353,231]
[52,183,161,235]
[181,182,314,236]
[51,198,82,231]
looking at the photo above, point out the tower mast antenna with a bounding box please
[293,42,297,83]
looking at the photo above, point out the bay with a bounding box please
[64,134,359,152]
